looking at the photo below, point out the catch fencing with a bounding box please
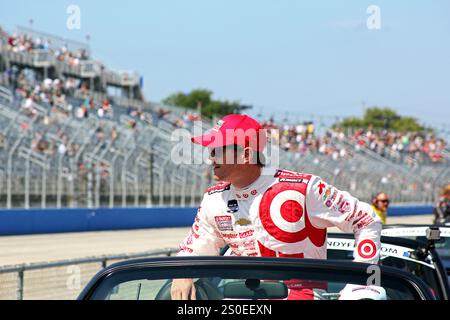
[0,248,177,300]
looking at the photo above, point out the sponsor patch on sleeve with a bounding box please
[357,239,377,260]
[317,181,327,195]
[215,215,234,232]
[206,182,231,195]
[324,189,338,207]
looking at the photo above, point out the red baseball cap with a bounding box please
[191,114,267,152]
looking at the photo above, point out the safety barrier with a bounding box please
[0,205,434,236]
[0,207,197,236]
[387,205,434,217]
[0,248,177,300]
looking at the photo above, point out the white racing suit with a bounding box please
[178,167,382,299]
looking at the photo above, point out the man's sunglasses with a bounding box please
[377,199,390,204]
[209,145,242,158]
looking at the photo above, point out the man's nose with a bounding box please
[208,152,216,163]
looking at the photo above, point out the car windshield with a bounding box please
[83,258,431,300]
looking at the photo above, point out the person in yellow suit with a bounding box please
[371,192,390,224]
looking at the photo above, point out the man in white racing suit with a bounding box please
[171,114,382,300]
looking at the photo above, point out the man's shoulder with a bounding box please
[274,169,318,184]
[204,181,232,196]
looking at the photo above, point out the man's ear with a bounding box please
[371,193,380,206]
[371,198,377,206]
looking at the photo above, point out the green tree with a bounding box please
[336,106,428,133]
[337,117,366,129]
[391,116,427,132]
[162,89,251,119]
[363,107,400,128]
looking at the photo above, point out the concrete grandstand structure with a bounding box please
[0,26,449,209]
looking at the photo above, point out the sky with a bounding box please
[1,0,449,132]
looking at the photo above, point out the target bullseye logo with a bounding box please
[357,239,377,259]
[270,190,305,233]
[259,184,308,243]
[280,200,303,223]
[258,183,327,249]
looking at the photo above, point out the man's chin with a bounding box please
[212,169,227,182]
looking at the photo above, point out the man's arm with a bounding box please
[306,176,382,264]
[177,196,226,256]
[173,195,226,300]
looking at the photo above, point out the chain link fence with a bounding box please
[0,248,177,300]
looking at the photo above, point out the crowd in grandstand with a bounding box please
[0,26,198,131]
[345,128,447,165]
[261,119,354,161]
[5,66,448,167]
[258,118,448,166]
[0,26,447,169]
[3,63,189,130]
[3,66,448,167]
[1,27,90,67]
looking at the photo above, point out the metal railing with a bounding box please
[0,46,140,92]
[325,129,449,202]
[16,25,91,56]
[0,79,448,207]
[0,85,209,209]
[0,248,178,300]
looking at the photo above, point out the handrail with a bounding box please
[0,248,178,274]
[0,247,178,300]
[329,131,422,181]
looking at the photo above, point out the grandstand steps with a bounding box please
[2,31,449,206]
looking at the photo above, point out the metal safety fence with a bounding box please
[0,248,178,300]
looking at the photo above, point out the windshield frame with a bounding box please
[78,256,435,300]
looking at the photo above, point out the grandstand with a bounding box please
[0,25,449,209]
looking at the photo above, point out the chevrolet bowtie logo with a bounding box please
[235,218,251,226]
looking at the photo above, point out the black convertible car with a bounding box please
[381,225,450,277]
[78,256,435,300]
[327,231,450,300]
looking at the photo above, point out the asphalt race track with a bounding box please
[0,215,433,266]
[0,227,190,266]
[0,214,434,300]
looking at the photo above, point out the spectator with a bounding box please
[433,184,450,225]
[111,127,118,142]
[371,192,390,224]
[97,107,105,118]
[157,108,170,119]
[344,128,446,166]
[58,143,67,156]
[0,133,5,150]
